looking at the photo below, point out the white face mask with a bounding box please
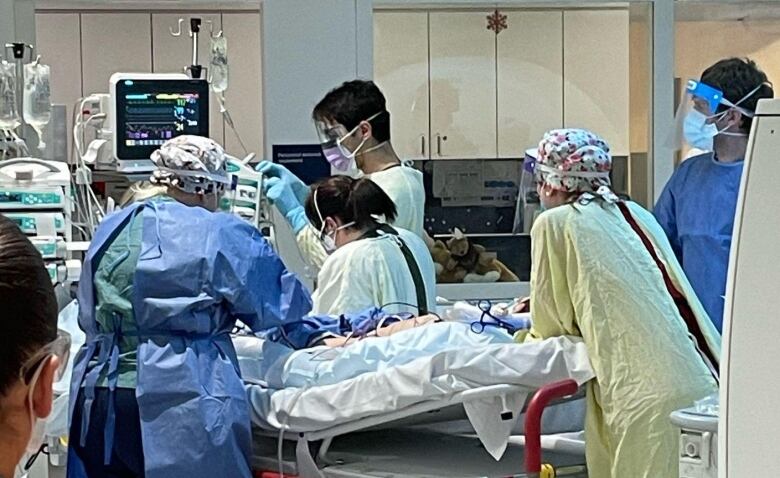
[313,188,355,254]
[683,109,720,151]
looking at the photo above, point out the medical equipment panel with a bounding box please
[0,158,79,284]
[0,188,66,209]
[221,159,275,243]
[110,73,209,169]
[4,212,65,235]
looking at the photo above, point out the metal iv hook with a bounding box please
[169,18,185,37]
[204,20,223,39]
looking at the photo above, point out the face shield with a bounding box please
[512,148,541,233]
[520,148,539,209]
[19,329,71,384]
[314,112,385,172]
[669,79,763,153]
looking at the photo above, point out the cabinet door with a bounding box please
[374,11,430,160]
[151,13,224,146]
[429,12,497,159]
[81,13,152,95]
[497,11,563,158]
[563,10,629,155]
[35,13,82,161]
[221,12,263,158]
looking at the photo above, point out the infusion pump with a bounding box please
[0,158,80,284]
[220,158,275,245]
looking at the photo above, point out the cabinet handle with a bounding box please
[436,134,442,156]
[421,135,426,157]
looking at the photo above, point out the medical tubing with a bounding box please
[524,379,579,474]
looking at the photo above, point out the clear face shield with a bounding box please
[513,149,541,233]
[668,79,762,155]
[314,112,386,173]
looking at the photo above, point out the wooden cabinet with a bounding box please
[374,11,429,160]
[152,13,225,146]
[497,11,563,158]
[429,12,497,159]
[563,10,630,155]
[80,13,152,95]
[373,8,629,159]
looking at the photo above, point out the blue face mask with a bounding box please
[683,109,719,151]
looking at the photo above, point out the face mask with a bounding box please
[312,188,355,253]
[318,221,355,253]
[322,145,354,171]
[683,109,719,151]
[320,112,385,172]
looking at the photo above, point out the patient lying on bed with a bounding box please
[260,300,532,350]
[257,307,442,349]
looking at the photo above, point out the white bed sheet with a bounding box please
[237,323,593,459]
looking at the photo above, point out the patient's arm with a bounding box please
[320,314,441,347]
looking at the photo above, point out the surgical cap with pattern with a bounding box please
[150,135,230,195]
[536,128,612,194]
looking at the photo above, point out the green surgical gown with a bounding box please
[521,200,720,478]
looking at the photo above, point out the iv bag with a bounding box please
[209,35,229,94]
[0,61,20,130]
[23,61,52,149]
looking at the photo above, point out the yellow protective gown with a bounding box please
[521,200,720,478]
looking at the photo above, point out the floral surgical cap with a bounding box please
[150,135,230,195]
[536,128,612,194]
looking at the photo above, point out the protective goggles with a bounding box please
[314,111,386,149]
[19,329,71,384]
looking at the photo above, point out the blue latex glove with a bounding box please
[265,177,309,234]
[256,161,310,205]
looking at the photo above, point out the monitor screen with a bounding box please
[115,78,210,160]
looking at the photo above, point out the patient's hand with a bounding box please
[321,315,441,347]
[512,297,530,314]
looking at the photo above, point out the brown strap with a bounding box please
[615,202,719,375]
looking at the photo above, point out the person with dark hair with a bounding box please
[655,58,774,332]
[257,80,427,273]
[302,175,435,316]
[0,214,70,478]
[66,136,311,478]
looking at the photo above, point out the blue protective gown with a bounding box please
[67,199,312,478]
[654,152,743,332]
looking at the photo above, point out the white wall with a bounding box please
[262,0,373,288]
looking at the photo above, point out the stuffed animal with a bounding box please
[429,239,466,283]
[427,228,519,283]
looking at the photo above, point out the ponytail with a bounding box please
[305,176,397,231]
[347,178,397,226]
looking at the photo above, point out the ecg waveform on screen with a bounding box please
[123,93,202,147]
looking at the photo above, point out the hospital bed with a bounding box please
[250,381,587,478]
[236,322,593,478]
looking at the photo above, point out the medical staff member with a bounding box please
[521,129,719,478]
[655,58,774,332]
[0,215,69,478]
[67,136,311,478]
[258,80,427,271]
[293,174,435,315]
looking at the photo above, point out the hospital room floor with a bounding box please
[254,429,587,477]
